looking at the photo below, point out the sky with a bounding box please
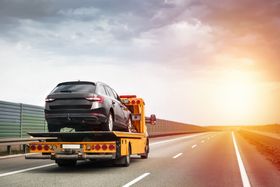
[0,0,280,125]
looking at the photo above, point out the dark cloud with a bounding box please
[0,0,279,80]
[181,0,280,80]
[0,0,167,25]
[0,0,173,48]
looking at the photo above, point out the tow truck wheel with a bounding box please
[140,141,149,159]
[56,160,77,167]
[115,146,131,167]
[104,112,113,131]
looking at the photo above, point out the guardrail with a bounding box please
[0,138,56,154]
[0,100,47,138]
[0,100,206,155]
[147,119,206,137]
[0,125,206,155]
[0,121,206,155]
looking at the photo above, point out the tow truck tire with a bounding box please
[103,112,114,131]
[140,140,149,159]
[56,160,77,167]
[115,146,131,167]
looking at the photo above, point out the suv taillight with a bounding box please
[86,96,104,103]
[45,98,55,102]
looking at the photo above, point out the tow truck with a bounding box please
[25,95,156,167]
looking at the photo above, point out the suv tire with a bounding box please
[103,112,113,131]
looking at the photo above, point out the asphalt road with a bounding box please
[0,132,279,187]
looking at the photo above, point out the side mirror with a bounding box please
[150,114,157,125]
[145,114,157,125]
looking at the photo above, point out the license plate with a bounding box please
[62,144,81,149]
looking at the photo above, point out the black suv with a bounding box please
[45,81,132,132]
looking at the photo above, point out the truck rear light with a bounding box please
[132,100,136,105]
[43,145,49,151]
[91,145,95,150]
[30,145,36,151]
[95,144,101,150]
[102,144,107,150]
[37,144,42,151]
[86,145,91,150]
[50,145,57,150]
[136,100,141,104]
[86,96,104,103]
[109,144,115,150]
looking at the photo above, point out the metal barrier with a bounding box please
[0,137,56,154]
[0,100,47,138]
[0,100,206,155]
[147,119,206,137]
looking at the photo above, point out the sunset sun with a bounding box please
[216,70,257,120]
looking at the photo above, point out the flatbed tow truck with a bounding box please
[25,95,156,167]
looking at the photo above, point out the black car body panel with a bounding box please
[45,81,131,132]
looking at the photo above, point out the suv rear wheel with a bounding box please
[103,112,113,131]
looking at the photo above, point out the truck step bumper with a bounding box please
[55,154,115,160]
[25,154,115,160]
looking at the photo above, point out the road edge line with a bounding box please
[231,131,251,187]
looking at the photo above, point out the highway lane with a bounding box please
[0,132,279,187]
[236,132,280,187]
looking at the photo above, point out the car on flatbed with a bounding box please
[45,81,133,132]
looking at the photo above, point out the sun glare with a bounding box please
[216,70,257,119]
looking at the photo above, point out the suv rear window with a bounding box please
[51,83,96,93]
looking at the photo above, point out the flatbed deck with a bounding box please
[29,131,145,139]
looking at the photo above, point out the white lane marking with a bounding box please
[0,163,56,177]
[0,153,36,160]
[172,153,183,159]
[150,133,207,146]
[201,140,205,143]
[122,173,150,187]
[232,132,251,187]
[192,144,197,149]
